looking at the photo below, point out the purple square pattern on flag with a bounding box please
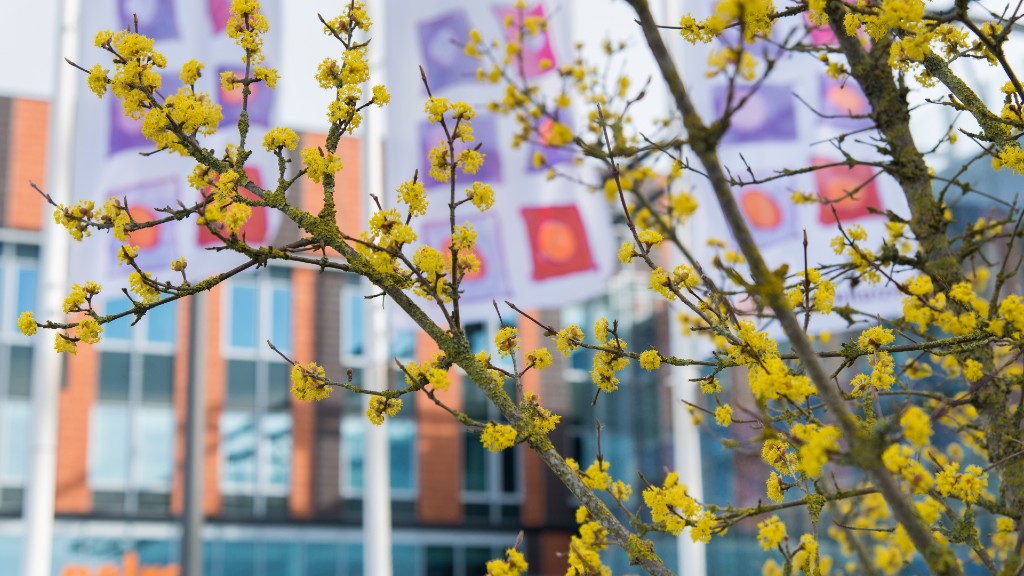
[417,10,480,92]
[108,74,182,155]
[419,115,502,189]
[421,215,511,303]
[217,66,274,128]
[118,0,178,40]
[714,84,797,144]
[105,178,179,272]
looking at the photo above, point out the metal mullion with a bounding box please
[254,363,267,516]
[126,345,144,514]
[0,346,8,489]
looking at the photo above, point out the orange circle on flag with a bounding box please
[740,190,781,229]
[827,85,867,114]
[126,205,160,248]
[536,220,577,262]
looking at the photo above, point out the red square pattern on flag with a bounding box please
[198,167,269,246]
[813,157,883,225]
[520,205,596,280]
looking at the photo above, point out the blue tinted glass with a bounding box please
[392,329,415,360]
[88,405,131,486]
[0,402,29,481]
[222,542,256,575]
[265,543,298,576]
[147,300,176,344]
[272,286,292,353]
[306,543,338,576]
[263,412,292,489]
[344,291,364,357]
[104,298,133,341]
[393,545,418,575]
[342,543,363,575]
[341,418,365,490]
[221,412,257,488]
[389,419,415,491]
[465,323,486,354]
[136,407,174,487]
[230,285,258,349]
[464,431,486,492]
[16,266,37,318]
[0,536,22,576]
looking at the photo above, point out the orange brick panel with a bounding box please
[415,332,463,524]
[539,531,571,575]
[205,286,225,515]
[289,268,317,518]
[56,344,96,513]
[170,298,192,515]
[519,313,546,526]
[6,99,48,230]
[298,135,363,247]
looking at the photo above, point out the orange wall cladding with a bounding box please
[5,101,567,571]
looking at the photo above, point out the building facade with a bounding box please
[0,96,690,575]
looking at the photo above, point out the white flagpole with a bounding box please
[656,0,708,572]
[363,1,392,573]
[23,0,80,574]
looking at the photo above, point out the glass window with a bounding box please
[0,243,39,510]
[89,297,177,515]
[341,282,365,359]
[220,269,294,517]
[340,395,417,497]
[461,330,522,524]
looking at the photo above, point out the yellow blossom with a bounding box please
[290,361,331,401]
[18,312,37,336]
[366,395,402,425]
[481,423,517,451]
[639,349,661,370]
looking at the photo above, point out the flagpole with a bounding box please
[655,0,708,572]
[363,1,392,573]
[23,0,80,574]
[181,292,208,576]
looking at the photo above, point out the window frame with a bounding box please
[219,268,294,516]
[0,242,38,499]
[89,297,178,514]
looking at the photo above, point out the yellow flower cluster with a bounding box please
[714,404,733,427]
[226,0,269,64]
[525,347,552,370]
[484,548,527,576]
[790,423,840,478]
[481,423,518,452]
[290,361,330,401]
[851,326,896,392]
[128,272,161,304]
[301,147,344,184]
[262,127,299,152]
[648,264,699,301]
[366,396,402,425]
[567,507,611,576]
[63,281,101,314]
[899,406,932,447]
[402,353,451,392]
[18,312,37,336]
[785,268,835,315]
[642,471,716,542]
[757,516,786,551]
[935,462,987,504]
[489,326,516,358]
[590,337,629,393]
[555,324,584,356]
[639,349,661,371]
[882,444,933,494]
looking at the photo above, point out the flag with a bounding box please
[385,0,615,323]
[684,1,909,339]
[70,0,284,292]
